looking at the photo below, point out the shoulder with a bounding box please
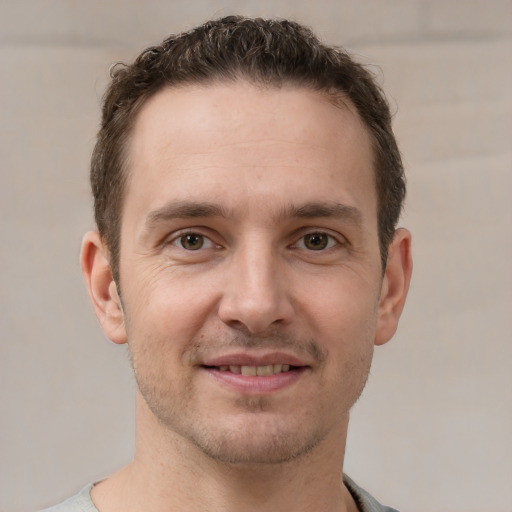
[37,484,98,512]
[344,474,401,512]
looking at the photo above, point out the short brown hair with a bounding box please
[91,16,405,282]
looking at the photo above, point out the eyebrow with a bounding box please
[278,201,363,225]
[143,199,363,231]
[144,201,232,230]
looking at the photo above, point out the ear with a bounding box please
[80,231,127,344]
[374,228,413,346]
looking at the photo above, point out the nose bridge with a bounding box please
[218,233,292,332]
[239,239,276,300]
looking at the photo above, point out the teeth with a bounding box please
[218,364,292,375]
[256,364,274,376]
[241,366,257,376]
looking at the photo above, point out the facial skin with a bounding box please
[82,82,412,469]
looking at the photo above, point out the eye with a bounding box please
[173,233,214,251]
[297,232,338,251]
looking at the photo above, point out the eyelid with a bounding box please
[162,226,346,251]
[291,228,347,249]
[173,234,213,250]
[166,228,220,250]
[294,234,336,250]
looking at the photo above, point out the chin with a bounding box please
[178,411,330,465]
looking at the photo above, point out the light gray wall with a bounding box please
[1,1,511,511]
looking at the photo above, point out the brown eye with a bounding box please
[303,233,330,250]
[179,233,204,250]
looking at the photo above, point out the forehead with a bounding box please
[124,81,377,224]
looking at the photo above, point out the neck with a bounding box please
[92,394,357,512]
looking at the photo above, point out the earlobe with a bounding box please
[80,231,127,345]
[374,228,413,346]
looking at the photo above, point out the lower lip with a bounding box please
[203,367,308,395]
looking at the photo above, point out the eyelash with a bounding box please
[170,231,216,251]
[292,232,341,251]
[168,229,344,252]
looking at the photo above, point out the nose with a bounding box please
[217,242,295,334]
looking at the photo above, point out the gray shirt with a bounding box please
[39,475,399,512]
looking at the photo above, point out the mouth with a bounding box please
[200,355,309,394]
[202,363,297,376]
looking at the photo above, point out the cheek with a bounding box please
[298,274,379,387]
[122,265,222,350]
[300,273,380,340]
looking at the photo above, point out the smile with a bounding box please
[207,364,292,376]
[201,363,308,395]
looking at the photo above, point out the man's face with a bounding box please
[114,82,389,463]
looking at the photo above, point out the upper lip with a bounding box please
[201,351,311,367]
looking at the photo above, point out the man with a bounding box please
[43,16,412,512]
